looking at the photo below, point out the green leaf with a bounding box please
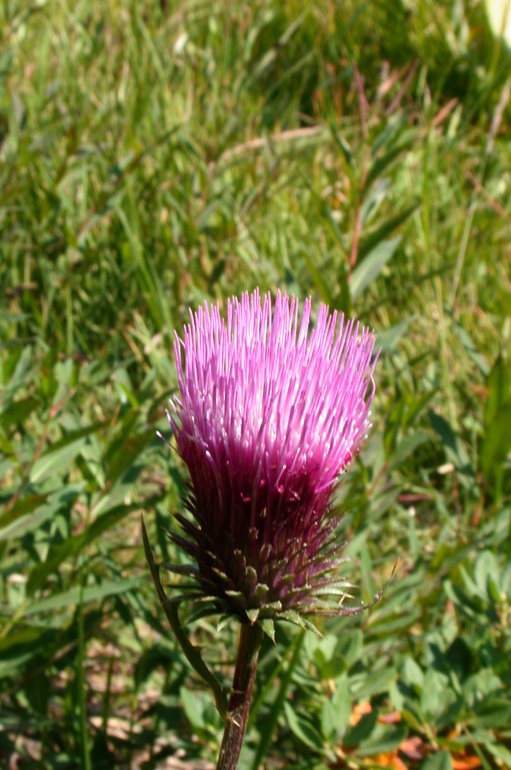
[350,237,401,300]
[400,706,424,733]
[105,427,154,486]
[0,626,58,679]
[0,502,60,542]
[180,687,205,731]
[0,493,49,530]
[30,436,87,483]
[330,124,354,168]
[321,675,351,742]
[388,429,430,471]
[401,657,425,689]
[365,138,414,189]
[0,394,40,430]
[484,354,511,428]
[21,576,143,616]
[429,411,473,485]
[473,551,499,597]
[376,318,414,353]
[4,346,33,394]
[279,610,320,634]
[420,751,453,770]
[486,743,511,767]
[284,701,324,753]
[480,354,511,477]
[358,203,418,262]
[480,402,511,478]
[420,669,453,721]
[350,666,396,700]
[455,325,490,376]
[358,724,407,756]
[343,708,378,746]
[472,698,511,729]
[27,496,162,594]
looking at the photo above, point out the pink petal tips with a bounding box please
[165,289,379,623]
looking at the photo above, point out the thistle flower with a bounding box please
[163,289,378,629]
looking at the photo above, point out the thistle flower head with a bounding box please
[165,290,378,628]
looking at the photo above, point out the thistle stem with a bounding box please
[216,622,264,770]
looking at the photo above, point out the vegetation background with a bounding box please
[1,0,510,768]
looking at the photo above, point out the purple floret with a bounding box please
[165,289,378,621]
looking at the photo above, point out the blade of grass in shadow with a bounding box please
[78,579,92,770]
[249,630,305,770]
[350,236,401,301]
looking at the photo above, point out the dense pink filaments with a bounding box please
[167,290,378,617]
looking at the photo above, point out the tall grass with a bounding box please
[1,1,510,768]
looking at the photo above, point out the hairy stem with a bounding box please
[217,622,264,770]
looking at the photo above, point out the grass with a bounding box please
[1,0,511,768]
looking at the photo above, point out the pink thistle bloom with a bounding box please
[165,289,379,626]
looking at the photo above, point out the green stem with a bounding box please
[217,622,264,770]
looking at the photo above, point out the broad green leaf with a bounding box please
[358,724,407,757]
[0,493,49,530]
[343,708,378,747]
[0,483,85,541]
[284,701,325,753]
[5,346,33,393]
[480,353,511,474]
[473,551,499,597]
[0,505,56,541]
[420,751,453,770]
[349,666,396,699]
[180,686,207,731]
[401,657,424,689]
[337,630,363,668]
[321,675,351,742]
[471,698,511,729]
[30,437,86,483]
[420,669,453,721]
